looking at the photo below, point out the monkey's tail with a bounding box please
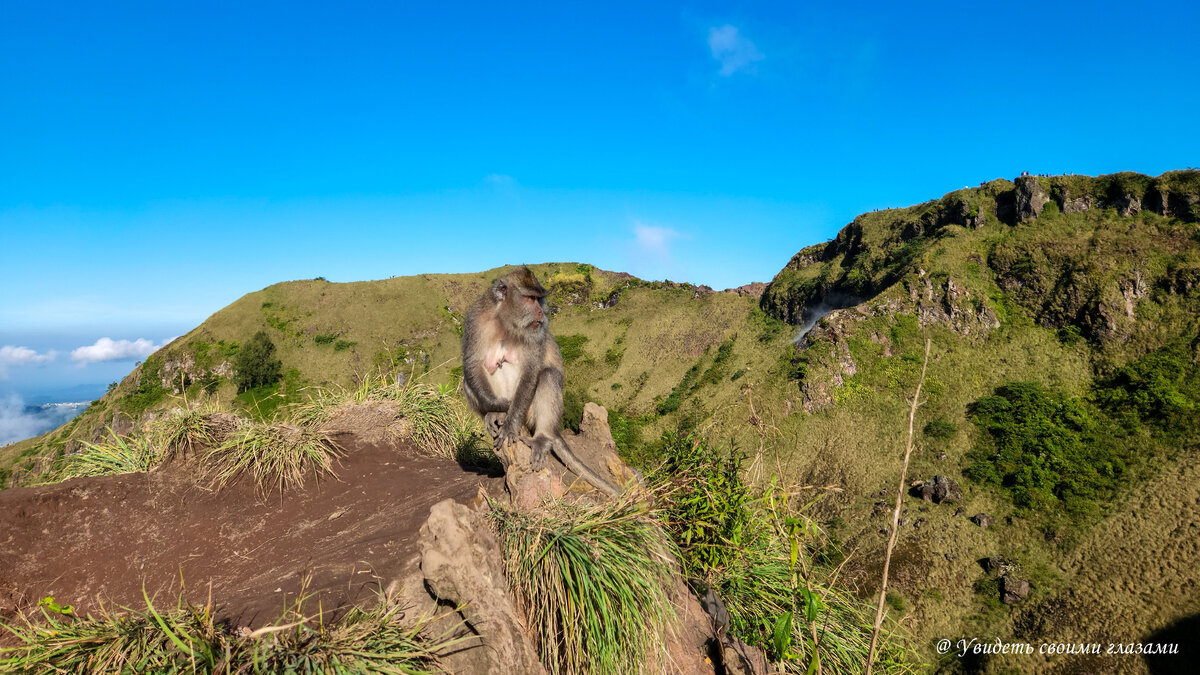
[551,435,621,497]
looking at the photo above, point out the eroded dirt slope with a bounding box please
[0,438,501,629]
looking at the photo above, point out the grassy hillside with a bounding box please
[4,169,1198,672]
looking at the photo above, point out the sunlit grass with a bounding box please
[292,373,497,466]
[488,492,677,674]
[0,588,459,674]
[205,421,342,494]
[148,405,223,458]
[55,428,162,481]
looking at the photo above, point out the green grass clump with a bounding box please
[55,429,162,481]
[488,494,678,675]
[149,407,221,458]
[656,361,703,414]
[922,418,957,439]
[205,422,342,494]
[0,589,455,674]
[555,334,590,363]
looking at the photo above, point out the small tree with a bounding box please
[233,330,282,393]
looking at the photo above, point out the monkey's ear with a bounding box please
[491,279,508,303]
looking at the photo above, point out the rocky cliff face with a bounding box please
[760,170,1200,337]
[761,169,1200,413]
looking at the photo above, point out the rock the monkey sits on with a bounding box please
[461,267,619,496]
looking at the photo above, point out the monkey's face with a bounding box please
[518,292,548,333]
[492,268,551,340]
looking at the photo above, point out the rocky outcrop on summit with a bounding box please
[1015,175,1050,222]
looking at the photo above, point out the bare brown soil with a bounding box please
[0,438,502,630]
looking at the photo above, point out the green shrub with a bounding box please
[964,381,1127,514]
[1093,339,1198,436]
[1056,325,1085,345]
[233,331,283,393]
[314,333,336,345]
[651,433,912,671]
[562,389,585,432]
[923,418,957,439]
[122,356,168,415]
[655,433,750,577]
[604,346,624,364]
[333,339,355,352]
[556,334,589,362]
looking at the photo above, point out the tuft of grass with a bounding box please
[55,428,162,481]
[292,374,488,464]
[205,421,342,494]
[148,407,222,458]
[0,588,458,674]
[488,493,678,675]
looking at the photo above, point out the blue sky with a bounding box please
[2,1,1199,414]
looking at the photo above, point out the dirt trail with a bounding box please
[0,438,501,628]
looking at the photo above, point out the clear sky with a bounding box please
[2,1,1199,412]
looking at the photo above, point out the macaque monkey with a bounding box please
[461,267,619,496]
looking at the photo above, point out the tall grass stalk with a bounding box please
[488,493,678,675]
[866,337,930,675]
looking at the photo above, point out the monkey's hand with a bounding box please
[483,412,505,443]
[497,419,522,451]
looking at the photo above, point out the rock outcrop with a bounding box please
[404,404,750,674]
[419,500,547,674]
[1015,176,1050,222]
[914,475,963,504]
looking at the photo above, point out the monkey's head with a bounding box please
[491,267,549,340]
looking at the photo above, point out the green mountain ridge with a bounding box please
[4,169,1199,672]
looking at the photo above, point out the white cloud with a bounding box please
[707,24,763,76]
[634,223,680,257]
[0,345,57,378]
[0,345,57,366]
[628,221,689,281]
[70,337,173,364]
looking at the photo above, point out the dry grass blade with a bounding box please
[291,373,487,463]
[866,337,930,675]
